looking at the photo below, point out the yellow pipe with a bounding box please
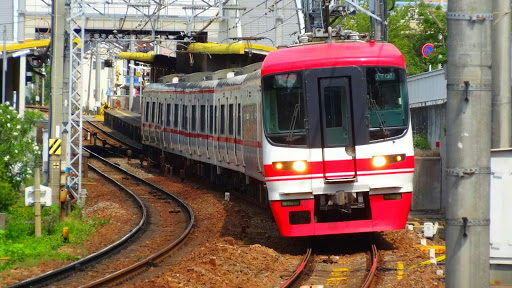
[0,39,50,52]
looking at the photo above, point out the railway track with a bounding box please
[9,148,194,288]
[285,241,379,288]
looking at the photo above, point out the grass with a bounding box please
[0,201,109,271]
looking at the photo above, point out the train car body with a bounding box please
[142,41,414,237]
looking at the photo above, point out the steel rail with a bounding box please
[85,120,143,153]
[8,161,147,288]
[79,147,195,287]
[361,244,378,288]
[280,246,312,288]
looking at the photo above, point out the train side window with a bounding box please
[166,103,171,126]
[200,105,206,132]
[191,105,197,132]
[182,105,188,130]
[228,104,234,135]
[174,104,179,128]
[158,103,163,125]
[145,102,150,122]
[214,106,217,134]
[209,105,213,134]
[237,103,241,136]
[151,102,156,123]
[220,104,226,135]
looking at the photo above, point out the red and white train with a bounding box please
[142,41,414,237]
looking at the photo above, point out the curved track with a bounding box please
[8,157,147,288]
[9,148,194,288]
[288,243,379,288]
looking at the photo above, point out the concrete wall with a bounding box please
[412,157,443,211]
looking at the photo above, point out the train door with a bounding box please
[235,99,243,166]
[319,77,356,181]
[150,99,156,143]
[142,99,151,142]
[227,96,236,165]
[165,101,171,148]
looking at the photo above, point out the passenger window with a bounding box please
[237,103,241,136]
[174,104,179,128]
[228,104,234,135]
[191,105,197,132]
[200,105,206,132]
[182,105,188,130]
[151,102,155,123]
[220,105,226,135]
[209,105,213,134]
[166,103,171,126]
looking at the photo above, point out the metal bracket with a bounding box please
[445,167,491,177]
[446,83,492,91]
[446,12,493,21]
[446,218,490,226]
[446,217,490,237]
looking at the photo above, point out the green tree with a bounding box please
[0,103,42,211]
[341,1,447,75]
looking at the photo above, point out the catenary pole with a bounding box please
[445,1,491,287]
[491,0,511,148]
[49,0,66,204]
[129,35,134,111]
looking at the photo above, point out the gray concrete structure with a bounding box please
[411,157,442,211]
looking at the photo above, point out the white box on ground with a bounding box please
[25,185,52,207]
[424,222,434,238]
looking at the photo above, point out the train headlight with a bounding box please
[292,161,307,172]
[272,160,308,172]
[372,156,387,167]
[372,154,406,167]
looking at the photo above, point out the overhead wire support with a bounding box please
[67,0,85,203]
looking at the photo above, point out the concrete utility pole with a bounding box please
[17,0,26,116]
[95,39,101,107]
[491,0,511,148]
[445,1,492,287]
[129,34,135,111]
[49,0,66,205]
[34,167,41,237]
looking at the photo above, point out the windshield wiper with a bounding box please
[287,103,300,142]
[369,99,389,136]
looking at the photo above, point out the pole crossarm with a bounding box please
[67,0,85,203]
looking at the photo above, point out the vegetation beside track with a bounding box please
[0,201,109,271]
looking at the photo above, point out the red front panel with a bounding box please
[270,192,412,237]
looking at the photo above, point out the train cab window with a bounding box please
[209,105,213,134]
[237,103,241,136]
[220,104,226,135]
[191,105,197,132]
[200,105,206,132]
[145,102,150,122]
[182,105,188,130]
[228,104,234,135]
[166,103,171,126]
[262,73,306,146]
[174,104,179,128]
[151,102,156,123]
[366,67,409,140]
[322,84,350,146]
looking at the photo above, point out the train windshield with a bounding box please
[366,67,409,140]
[262,73,307,145]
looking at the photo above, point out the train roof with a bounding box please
[261,42,406,76]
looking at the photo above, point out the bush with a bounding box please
[0,202,108,270]
[413,132,431,150]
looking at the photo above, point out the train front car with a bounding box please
[261,42,414,237]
